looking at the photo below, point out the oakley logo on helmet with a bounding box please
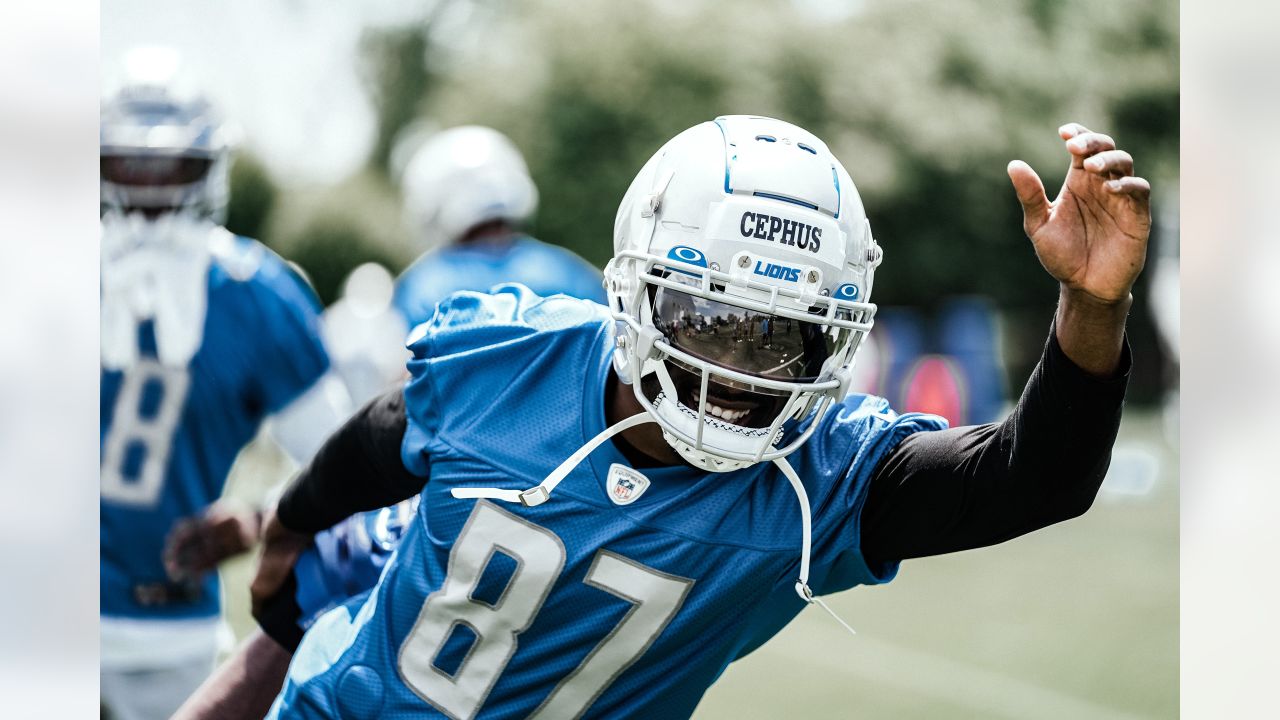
[667,246,708,267]
[753,260,801,283]
[835,283,860,301]
[738,212,822,253]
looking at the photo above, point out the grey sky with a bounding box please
[102,0,434,185]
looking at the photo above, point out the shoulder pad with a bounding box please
[409,283,608,360]
[209,228,265,281]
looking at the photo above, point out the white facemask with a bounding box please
[100,210,215,370]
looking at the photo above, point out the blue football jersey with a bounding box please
[269,285,946,720]
[292,499,419,632]
[392,235,606,330]
[279,238,603,637]
[100,235,331,621]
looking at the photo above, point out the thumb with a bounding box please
[1007,160,1050,235]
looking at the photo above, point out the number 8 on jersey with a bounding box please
[398,502,693,720]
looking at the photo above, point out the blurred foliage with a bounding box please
[359,26,436,176]
[224,151,278,242]
[261,169,415,306]
[285,216,404,306]
[530,52,731,269]
[225,0,1178,401]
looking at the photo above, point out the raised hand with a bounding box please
[1007,123,1151,304]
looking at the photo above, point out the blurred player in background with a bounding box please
[395,124,606,329]
[99,49,351,720]
[324,125,607,409]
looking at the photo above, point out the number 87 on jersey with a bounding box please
[397,502,694,720]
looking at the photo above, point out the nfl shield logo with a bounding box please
[606,464,650,506]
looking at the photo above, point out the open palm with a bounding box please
[1008,123,1152,304]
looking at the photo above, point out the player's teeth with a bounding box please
[704,404,750,423]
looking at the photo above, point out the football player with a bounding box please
[242,115,1144,719]
[99,50,351,720]
[175,127,611,720]
[394,124,606,330]
[324,125,608,411]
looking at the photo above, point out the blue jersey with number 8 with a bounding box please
[100,235,330,622]
[269,284,944,719]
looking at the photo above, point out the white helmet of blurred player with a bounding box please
[606,115,882,472]
[100,47,233,223]
[400,125,539,251]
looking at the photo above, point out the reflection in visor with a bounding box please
[101,155,212,187]
[651,283,848,383]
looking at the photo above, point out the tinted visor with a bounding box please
[101,155,212,187]
[651,284,848,382]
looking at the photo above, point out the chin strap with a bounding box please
[451,412,657,507]
[772,455,858,637]
[450,414,857,638]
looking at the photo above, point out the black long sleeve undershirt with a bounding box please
[276,390,424,534]
[859,325,1130,566]
[276,325,1129,566]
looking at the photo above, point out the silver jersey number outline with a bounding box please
[398,502,694,720]
[101,358,191,507]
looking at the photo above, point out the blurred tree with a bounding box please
[285,215,404,307]
[1025,0,1063,36]
[265,168,413,306]
[399,0,1176,401]
[360,26,435,176]
[282,0,1177,400]
[224,151,278,243]
[1111,87,1179,181]
[530,52,730,267]
[772,50,832,142]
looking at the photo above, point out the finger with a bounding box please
[1083,149,1134,178]
[174,537,215,576]
[1007,160,1050,234]
[163,549,183,578]
[163,525,194,572]
[212,524,252,560]
[1104,176,1151,199]
[1058,122,1091,140]
[1065,132,1116,168]
[163,528,186,558]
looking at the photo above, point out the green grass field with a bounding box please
[218,408,1177,719]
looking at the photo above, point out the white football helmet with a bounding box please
[606,115,882,472]
[456,116,883,618]
[100,48,233,223]
[400,126,539,250]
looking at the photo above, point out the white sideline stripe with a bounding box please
[772,630,1148,720]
